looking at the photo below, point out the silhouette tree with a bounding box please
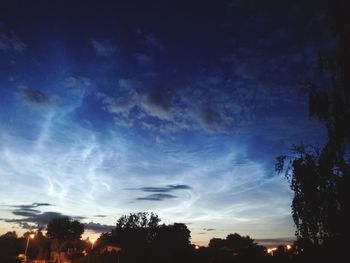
[208,233,266,262]
[111,212,160,247]
[97,212,194,263]
[152,223,192,262]
[46,217,84,251]
[276,1,350,257]
[108,212,160,262]
[0,231,21,263]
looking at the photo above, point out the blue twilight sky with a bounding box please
[0,0,332,245]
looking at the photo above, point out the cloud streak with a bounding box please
[127,184,191,193]
[136,193,177,201]
[84,222,115,232]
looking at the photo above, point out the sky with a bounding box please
[0,0,332,246]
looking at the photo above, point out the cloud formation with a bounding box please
[136,193,177,201]
[84,222,115,232]
[129,184,191,202]
[0,0,329,245]
[0,33,26,54]
[20,87,51,107]
[91,39,117,57]
[63,76,91,96]
[0,203,93,231]
[2,211,67,229]
[128,184,191,193]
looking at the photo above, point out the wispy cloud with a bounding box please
[63,76,92,96]
[91,39,117,57]
[0,33,26,54]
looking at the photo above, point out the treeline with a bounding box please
[0,212,301,263]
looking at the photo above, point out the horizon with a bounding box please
[0,0,330,247]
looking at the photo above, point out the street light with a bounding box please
[24,233,35,259]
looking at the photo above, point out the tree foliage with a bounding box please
[97,212,192,263]
[208,233,265,262]
[110,212,160,250]
[46,217,84,251]
[0,231,21,263]
[209,233,258,252]
[276,2,350,252]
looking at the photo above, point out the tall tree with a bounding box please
[109,212,160,262]
[46,217,84,251]
[100,212,193,263]
[276,1,350,252]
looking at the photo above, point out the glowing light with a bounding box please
[89,238,96,249]
[29,234,35,239]
[195,245,200,250]
[286,244,292,250]
[267,247,277,254]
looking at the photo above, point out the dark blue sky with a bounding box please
[0,0,331,245]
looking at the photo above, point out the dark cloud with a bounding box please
[146,88,170,110]
[127,184,191,193]
[136,193,177,201]
[11,203,53,210]
[2,212,66,229]
[32,203,52,207]
[0,202,85,230]
[128,184,190,201]
[140,88,172,120]
[21,88,51,107]
[198,106,221,128]
[203,228,215,231]
[94,215,107,218]
[167,184,191,190]
[84,222,114,233]
[12,209,41,217]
